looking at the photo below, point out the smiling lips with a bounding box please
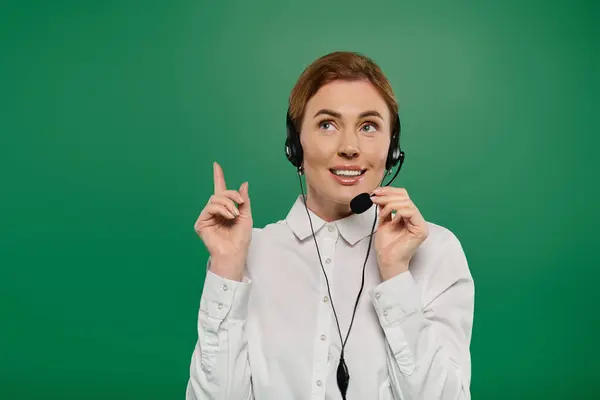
[329,165,366,186]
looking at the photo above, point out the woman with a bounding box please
[186,51,475,400]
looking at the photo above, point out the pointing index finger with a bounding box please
[213,161,227,193]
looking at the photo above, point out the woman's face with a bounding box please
[300,79,392,210]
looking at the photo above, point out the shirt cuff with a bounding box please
[369,270,423,326]
[200,269,252,321]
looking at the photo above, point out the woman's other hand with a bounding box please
[194,162,253,281]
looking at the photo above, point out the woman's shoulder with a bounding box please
[245,220,297,267]
[416,220,472,280]
[423,220,464,249]
[249,219,294,243]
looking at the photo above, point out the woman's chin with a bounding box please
[330,188,363,205]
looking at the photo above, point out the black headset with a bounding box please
[284,107,406,399]
[284,110,404,172]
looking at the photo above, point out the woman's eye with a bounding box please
[319,121,336,131]
[361,123,379,133]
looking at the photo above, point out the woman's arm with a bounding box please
[370,231,475,400]
[186,259,253,400]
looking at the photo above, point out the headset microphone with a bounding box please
[349,193,372,214]
[349,154,404,214]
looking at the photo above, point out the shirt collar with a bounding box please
[285,195,379,246]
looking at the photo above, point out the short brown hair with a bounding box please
[288,51,398,134]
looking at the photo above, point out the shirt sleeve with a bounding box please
[186,258,254,400]
[369,231,475,400]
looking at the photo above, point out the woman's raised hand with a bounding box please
[194,162,252,281]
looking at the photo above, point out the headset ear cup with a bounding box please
[386,146,398,170]
[286,112,303,168]
[286,139,303,168]
[386,113,402,170]
[285,137,294,164]
[295,140,303,169]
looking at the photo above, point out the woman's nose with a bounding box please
[338,132,360,158]
[338,146,360,158]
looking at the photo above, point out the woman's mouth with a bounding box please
[329,168,366,186]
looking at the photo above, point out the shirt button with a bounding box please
[375,292,381,299]
[325,258,331,264]
[383,309,388,316]
[316,380,322,387]
[222,285,228,292]
[217,303,223,310]
[328,225,335,232]
[323,296,329,303]
[320,334,326,341]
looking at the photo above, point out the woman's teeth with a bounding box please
[330,169,364,177]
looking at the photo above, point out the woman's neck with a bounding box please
[304,190,352,223]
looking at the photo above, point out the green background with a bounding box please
[2,0,598,398]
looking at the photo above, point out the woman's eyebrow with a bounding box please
[313,109,384,120]
[313,109,342,119]
[358,110,383,119]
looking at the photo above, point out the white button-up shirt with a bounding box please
[186,195,475,400]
